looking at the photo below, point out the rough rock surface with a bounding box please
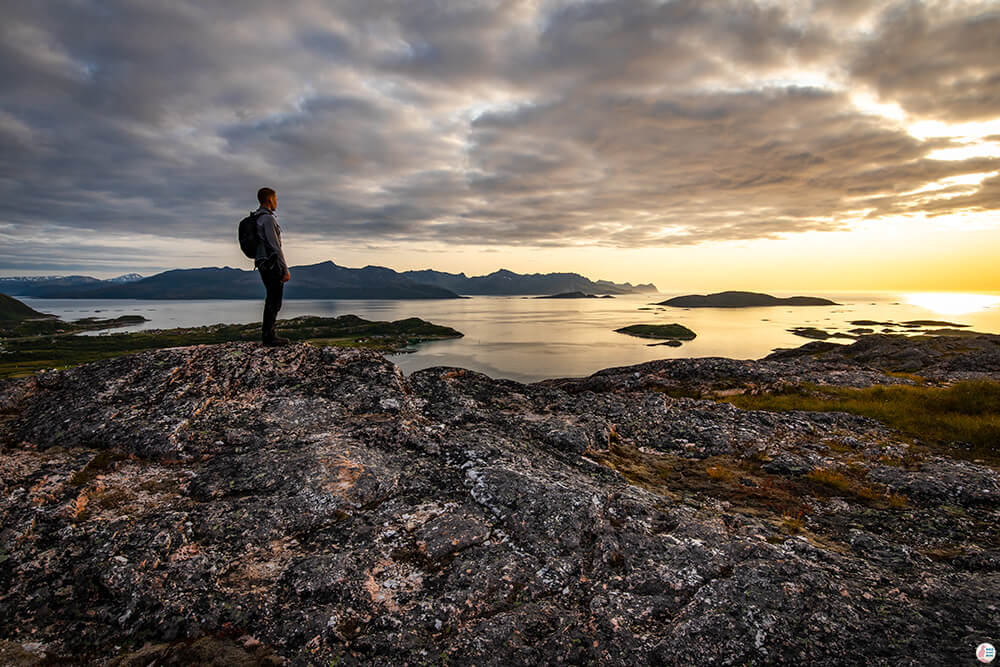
[765,332,1000,380]
[1,336,998,665]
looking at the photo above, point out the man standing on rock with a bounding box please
[254,187,291,346]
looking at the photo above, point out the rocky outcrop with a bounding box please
[766,332,1000,379]
[1,336,998,665]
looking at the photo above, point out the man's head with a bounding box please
[257,187,277,211]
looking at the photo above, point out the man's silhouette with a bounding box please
[253,187,291,346]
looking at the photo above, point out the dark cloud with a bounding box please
[1,0,997,273]
[851,2,1000,122]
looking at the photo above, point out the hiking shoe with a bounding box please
[263,336,291,347]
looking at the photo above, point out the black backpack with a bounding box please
[238,210,267,259]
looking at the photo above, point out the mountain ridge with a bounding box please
[0,263,656,299]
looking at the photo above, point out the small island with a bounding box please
[532,291,614,299]
[850,319,970,328]
[659,291,837,308]
[614,323,697,342]
[787,327,856,340]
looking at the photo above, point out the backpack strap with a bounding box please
[252,209,268,238]
[253,210,275,265]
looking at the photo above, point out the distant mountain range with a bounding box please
[0,262,657,300]
[399,268,656,296]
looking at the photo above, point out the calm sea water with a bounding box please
[18,292,1000,383]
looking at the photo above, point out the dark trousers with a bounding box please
[257,261,284,342]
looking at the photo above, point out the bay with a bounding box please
[17,291,1000,383]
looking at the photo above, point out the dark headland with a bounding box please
[659,290,838,307]
[0,293,54,322]
[2,332,998,664]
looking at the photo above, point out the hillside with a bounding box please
[0,293,53,322]
[1,334,998,664]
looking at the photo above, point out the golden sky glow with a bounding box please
[903,292,1000,315]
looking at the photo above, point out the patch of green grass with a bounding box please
[805,467,881,501]
[884,371,928,384]
[725,380,1000,463]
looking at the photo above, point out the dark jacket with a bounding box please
[253,206,288,274]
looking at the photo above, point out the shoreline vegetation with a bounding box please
[0,313,463,379]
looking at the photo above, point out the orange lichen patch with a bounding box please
[0,447,68,488]
[169,543,202,562]
[70,489,90,521]
[218,537,299,594]
[400,502,449,532]
[363,557,425,614]
[319,455,364,497]
[363,572,391,610]
[61,460,187,523]
[191,396,217,417]
[29,473,65,507]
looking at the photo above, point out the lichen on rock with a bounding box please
[1,336,998,665]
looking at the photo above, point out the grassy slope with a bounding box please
[724,380,1000,463]
[0,293,53,322]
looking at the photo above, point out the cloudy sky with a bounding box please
[2,0,999,290]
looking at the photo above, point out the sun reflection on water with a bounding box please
[903,292,1000,315]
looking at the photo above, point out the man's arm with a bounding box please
[260,215,289,276]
